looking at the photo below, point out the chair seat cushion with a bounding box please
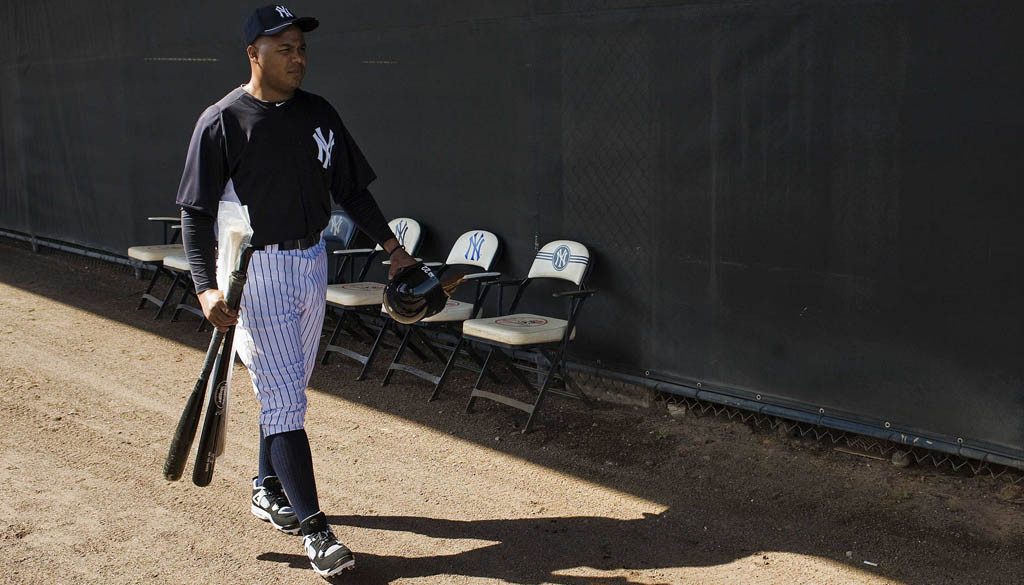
[462,313,575,346]
[326,282,384,307]
[162,253,191,271]
[422,299,474,323]
[127,244,184,262]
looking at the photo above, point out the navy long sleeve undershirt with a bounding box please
[179,207,218,294]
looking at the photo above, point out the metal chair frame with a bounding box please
[451,242,596,433]
[166,269,210,332]
[320,218,424,379]
[374,229,504,398]
[132,217,183,316]
[379,269,503,400]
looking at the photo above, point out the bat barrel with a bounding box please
[162,330,225,481]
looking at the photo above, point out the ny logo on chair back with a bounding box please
[395,220,409,246]
[529,240,590,285]
[323,210,357,246]
[465,232,486,262]
[447,230,499,270]
[377,218,422,253]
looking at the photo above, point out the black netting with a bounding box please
[3,1,1023,469]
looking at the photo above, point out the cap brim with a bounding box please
[261,16,319,37]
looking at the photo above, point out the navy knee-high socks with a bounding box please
[258,426,274,484]
[258,428,320,522]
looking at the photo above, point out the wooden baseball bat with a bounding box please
[162,327,227,481]
[192,247,254,487]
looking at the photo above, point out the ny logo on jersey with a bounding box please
[394,220,409,245]
[275,6,294,18]
[313,127,334,169]
[464,232,485,262]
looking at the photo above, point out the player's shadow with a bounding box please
[256,509,740,585]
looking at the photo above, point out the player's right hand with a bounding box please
[198,289,238,332]
[388,248,418,280]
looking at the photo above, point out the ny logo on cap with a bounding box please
[275,6,294,18]
[313,127,334,169]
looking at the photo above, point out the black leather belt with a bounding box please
[261,233,319,251]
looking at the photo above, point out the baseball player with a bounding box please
[175,5,415,578]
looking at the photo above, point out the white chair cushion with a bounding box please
[127,244,184,262]
[462,313,575,345]
[326,282,384,307]
[162,253,191,271]
[421,299,475,323]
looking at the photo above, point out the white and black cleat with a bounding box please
[301,512,356,578]
[251,476,301,535]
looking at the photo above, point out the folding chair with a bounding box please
[127,217,184,316]
[160,253,210,332]
[377,230,502,399]
[322,209,360,284]
[455,240,596,433]
[320,218,423,379]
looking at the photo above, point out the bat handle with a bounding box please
[220,246,253,311]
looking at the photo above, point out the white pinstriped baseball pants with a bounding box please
[235,239,327,436]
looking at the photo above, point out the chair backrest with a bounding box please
[444,230,500,270]
[527,240,590,285]
[375,217,423,255]
[322,210,358,247]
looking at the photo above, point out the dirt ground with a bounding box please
[0,236,1022,585]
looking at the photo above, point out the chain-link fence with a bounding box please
[567,360,1024,484]
[649,382,1024,484]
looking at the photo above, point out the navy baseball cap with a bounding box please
[244,5,319,46]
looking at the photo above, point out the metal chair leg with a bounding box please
[321,311,345,365]
[137,264,161,310]
[466,344,502,385]
[523,352,563,434]
[466,347,495,414]
[430,336,465,402]
[170,284,188,322]
[523,346,569,433]
[155,271,183,319]
[411,326,448,365]
[381,325,414,387]
[357,317,390,381]
[507,351,538,392]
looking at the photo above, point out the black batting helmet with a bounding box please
[383,263,448,324]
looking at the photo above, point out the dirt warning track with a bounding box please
[1,238,1021,585]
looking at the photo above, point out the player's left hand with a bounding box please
[388,248,418,280]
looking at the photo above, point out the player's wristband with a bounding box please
[387,245,405,256]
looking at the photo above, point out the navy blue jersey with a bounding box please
[176,87,381,247]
